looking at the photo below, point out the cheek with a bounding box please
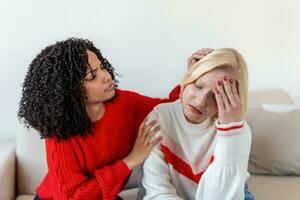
[84,83,104,98]
[182,86,195,102]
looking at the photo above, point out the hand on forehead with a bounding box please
[194,69,234,91]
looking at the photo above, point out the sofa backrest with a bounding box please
[16,89,295,195]
[16,124,47,195]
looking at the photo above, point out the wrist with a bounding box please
[123,156,138,170]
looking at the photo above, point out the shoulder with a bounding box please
[45,136,80,151]
[111,89,144,103]
[147,100,179,128]
[150,101,174,116]
[152,100,179,115]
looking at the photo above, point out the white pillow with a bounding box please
[246,106,300,175]
[262,103,300,112]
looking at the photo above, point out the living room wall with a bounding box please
[0,0,299,140]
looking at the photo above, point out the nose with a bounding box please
[103,70,111,83]
[195,90,209,108]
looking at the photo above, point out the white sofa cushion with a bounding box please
[247,107,300,175]
[0,140,16,200]
[247,175,300,200]
[16,124,47,195]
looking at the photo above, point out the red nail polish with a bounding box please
[216,90,220,94]
[229,79,234,84]
[223,76,228,81]
[217,80,222,86]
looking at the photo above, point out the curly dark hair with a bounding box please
[18,38,118,141]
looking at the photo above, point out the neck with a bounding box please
[85,103,105,122]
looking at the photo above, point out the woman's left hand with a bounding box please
[214,75,243,124]
[187,48,214,68]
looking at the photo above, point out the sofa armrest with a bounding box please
[0,140,16,200]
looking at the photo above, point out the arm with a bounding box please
[195,121,251,200]
[44,138,131,200]
[195,74,251,200]
[142,112,183,200]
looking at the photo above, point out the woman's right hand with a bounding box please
[123,119,162,170]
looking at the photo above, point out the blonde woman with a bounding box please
[142,48,254,200]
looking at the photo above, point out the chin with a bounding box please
[106,90,116,100]
[187,112,206,124]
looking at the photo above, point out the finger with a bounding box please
[188,48,214,67]
[214,87,224,113]
[190,56,205,65]
[197,48,214,53]
[229,79,241,103]
[149,136,163,149]
[216,80,230,111]
[194,49,214,58]
[137,118,148,139]
[187,56,195,66]
[143,120,157,138]
[144,126,160,145]
[189,48,214,60]
[222,76,237,106]
[192,53,206,59]
[188,56,204,67]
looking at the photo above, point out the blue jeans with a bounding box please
[245,183,255,200]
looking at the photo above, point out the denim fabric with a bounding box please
[245,183,255,200]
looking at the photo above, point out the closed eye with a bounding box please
[194,82,203,89]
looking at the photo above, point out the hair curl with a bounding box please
[18,38,118,141]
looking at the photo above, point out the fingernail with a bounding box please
[229,79,234,84]
[216,89,220,94]
[217,80,222,86]
[223,76,228,81]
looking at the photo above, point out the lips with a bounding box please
[188,104,203,115]
[105,83,114,92]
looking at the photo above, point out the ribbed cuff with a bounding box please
[215,120,244,135]
[214,121,250,165]
[94,160,131,199]
[113,160,132,181]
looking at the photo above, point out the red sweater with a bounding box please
[36,86,180,200]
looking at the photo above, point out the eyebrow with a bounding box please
[86,64,101,75]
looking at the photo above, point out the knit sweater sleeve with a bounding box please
[142,111,184,200]
[195,120,252,200]
[43,138,131,200]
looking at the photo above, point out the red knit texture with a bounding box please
[36,86,180,200]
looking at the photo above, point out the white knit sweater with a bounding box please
[142,100,252,200]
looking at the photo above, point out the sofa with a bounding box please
[1,89,300,200]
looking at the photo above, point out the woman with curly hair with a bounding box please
[18,38,212,200]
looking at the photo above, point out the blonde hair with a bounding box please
[181,48,249,116]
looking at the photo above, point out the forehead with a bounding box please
[87,50,101,69]
[195,68,231,86]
